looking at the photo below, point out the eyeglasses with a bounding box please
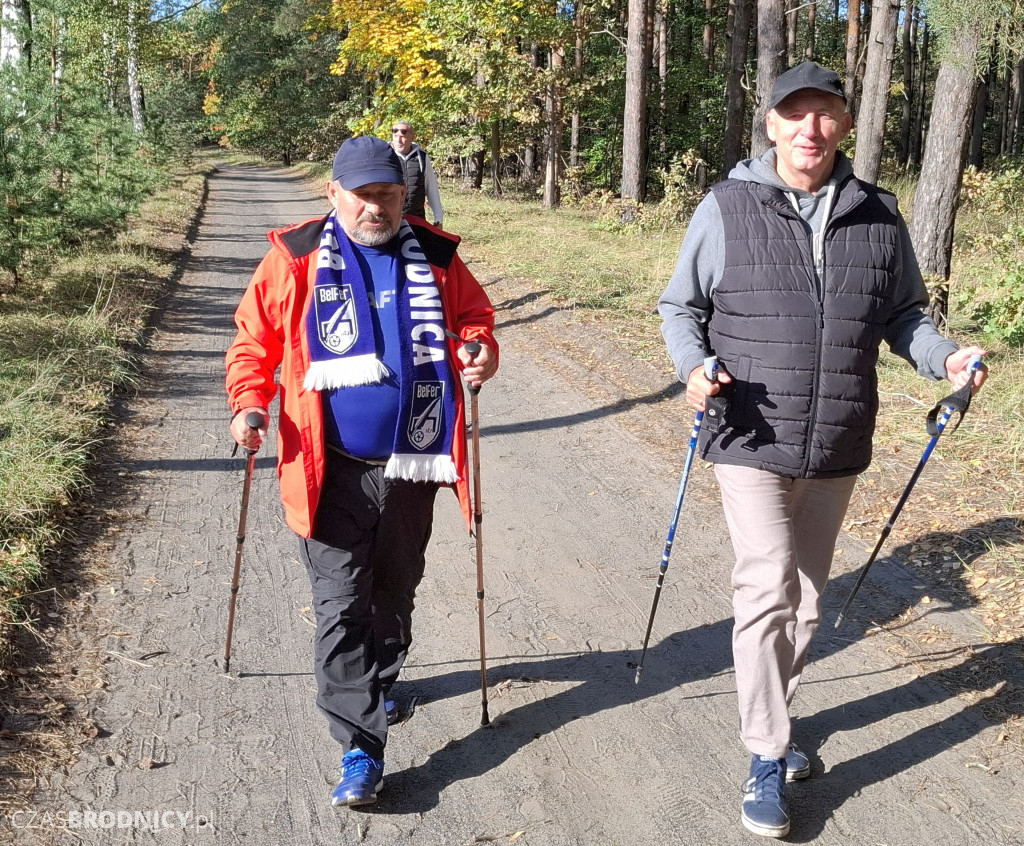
[392,128,411,135]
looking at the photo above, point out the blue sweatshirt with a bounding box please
[321,239,402,459]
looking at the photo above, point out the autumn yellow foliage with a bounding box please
[328,0,447,93]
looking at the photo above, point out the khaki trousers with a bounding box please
[715,464,857,758]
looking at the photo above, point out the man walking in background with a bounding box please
[391,120,444,228]
[226,136,497,808]
[658,62,987,838]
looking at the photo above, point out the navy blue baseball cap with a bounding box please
[768,62,847,111]
[332,136,404,190]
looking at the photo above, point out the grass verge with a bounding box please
[0,156,213,665]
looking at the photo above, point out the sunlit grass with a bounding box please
[445,189,685,318]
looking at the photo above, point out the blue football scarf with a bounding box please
[303,214,458,484]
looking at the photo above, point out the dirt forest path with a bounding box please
[15,165,1024,845]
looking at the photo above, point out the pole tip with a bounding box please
[480,706,490,727]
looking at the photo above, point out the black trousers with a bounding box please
[299,450,438,760]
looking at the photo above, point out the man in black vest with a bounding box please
[391,121,444,228]
[658,62,987,839]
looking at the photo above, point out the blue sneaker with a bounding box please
[385,698,399,726]
[785,742,810,781]
[331,749,384,807]
[741,755,790,838]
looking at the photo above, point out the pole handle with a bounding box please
[454,334,483,394]
[703,355,719,383]
[245,411,266,431]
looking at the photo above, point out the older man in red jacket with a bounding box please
[226,136,497,808]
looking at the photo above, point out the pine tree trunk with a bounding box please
[723,0,754,174]
[910,22,986,284]
[853,0,899,184]
[1008,59,1023,156]
[524,44,541,184]
[786,0,798,65]
[897,0,915,168]
[491,119,502,196]
[472,149,485,191]
[622,0,651,202]
[805,1,816,59]
[657,0,668,155]
[750,0,786,158]
[704,0,715,71]
[968,67,989,169]
[844,0,861,118]
[543,46,564,209]
[1014,59,1024,156]
[1000,64,1013,156]
[910,21,928,169]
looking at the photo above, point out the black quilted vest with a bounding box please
[703,177,902,478]
[401,149,427,218]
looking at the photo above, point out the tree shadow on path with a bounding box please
[790,635,1024,842]
[363,517,1024,822]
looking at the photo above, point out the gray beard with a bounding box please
[351,220,397,246]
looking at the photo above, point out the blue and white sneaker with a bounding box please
[331,749,384,807]
[741,755,790,838]
[385,697,399,726]
[785,742,810,781]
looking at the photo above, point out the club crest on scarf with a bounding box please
[409,381,444,450]
[314,282,358,354]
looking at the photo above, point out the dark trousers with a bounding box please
[299,450,438,760]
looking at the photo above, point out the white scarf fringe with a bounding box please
[303,356,390,391]
[385,453,459,484]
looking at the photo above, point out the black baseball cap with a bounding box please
[332,136,404,190]
[768,62,847,111]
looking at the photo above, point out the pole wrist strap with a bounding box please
[926,380,974,437]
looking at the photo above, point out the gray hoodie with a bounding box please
[658,149,957,386]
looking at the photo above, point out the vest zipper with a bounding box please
[795,182,836,478]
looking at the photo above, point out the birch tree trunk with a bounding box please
[127,1,145,135]
[2,0,23,66]
[570,6,585,169]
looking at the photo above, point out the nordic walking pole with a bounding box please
[224,410,265,673]
[835,354,985,629]
[635,356,719,685]
[462,339,491,726]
